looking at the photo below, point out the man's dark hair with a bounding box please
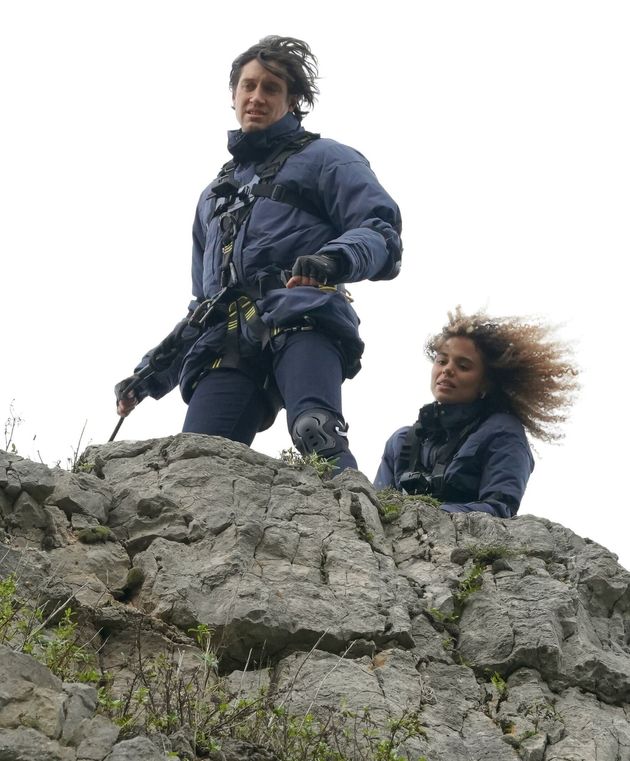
[229,36,319,121]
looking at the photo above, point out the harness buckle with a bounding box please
[188,290,228,329]
[270,184,286,202]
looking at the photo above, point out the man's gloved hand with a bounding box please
[287,252,347,288]
[115,375,143,417]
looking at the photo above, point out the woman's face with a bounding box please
[430,336,487,404]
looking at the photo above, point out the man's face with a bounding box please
[233,59,295,133]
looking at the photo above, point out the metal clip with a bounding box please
[188,289,227,328]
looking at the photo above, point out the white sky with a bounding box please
[2,1,629,568]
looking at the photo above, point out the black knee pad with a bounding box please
[291,408,350,459]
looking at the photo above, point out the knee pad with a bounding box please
[291,408,350,459]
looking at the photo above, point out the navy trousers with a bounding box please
[182,331,358,471]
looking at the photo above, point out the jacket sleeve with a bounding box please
[132,302,203,400]
[373,428,408,490]
[191,193,207,302]
[441,430,534,519]
[314,148,402,282]
[130,194,210,400]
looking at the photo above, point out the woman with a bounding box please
[374,308,578,518]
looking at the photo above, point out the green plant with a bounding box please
[490,671,507,696]
[96,632,428,759]
[375,488,442,520]
[426,563,486,638]
[3,574,428,759]
[280,447,337,480]
[442,635,454,651]
[379,502,402,524]
[77,526,114,544]
[426,607,458,626]
[416,494,442,509]
[0,574,99,683]
[73,459,95,474]
[453,563,484,606]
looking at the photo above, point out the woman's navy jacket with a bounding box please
[135,113,402,403]
[373,401,534,518]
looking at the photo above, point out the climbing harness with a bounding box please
[209,131,321,291]
[109,131,323,442]
[398,412,485,497]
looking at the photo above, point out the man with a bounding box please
[116,36,402,472]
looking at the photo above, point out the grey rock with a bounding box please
[7,491,49,543]
[60,683,99,745]
[0,646,65,739]
[0,647,126,761]
[519,733,547,761]
[3,436,630,761]
[103,735,169,761]
[46,471,113,524]
[75,715,119,760]
[0,727,75,760]
[11,459,57,502]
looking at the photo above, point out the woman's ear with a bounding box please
[480,377,495,399]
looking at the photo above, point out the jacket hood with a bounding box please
[227,113,302,163]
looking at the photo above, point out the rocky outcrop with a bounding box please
[1,436,630,760]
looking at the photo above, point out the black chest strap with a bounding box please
[210,131,321,218]
[208,131,321,288]
[399,413,485,498]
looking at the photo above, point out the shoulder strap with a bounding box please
[398,414,424,474]
[250,131,321,216]
[398,412,487,498]
[257,131,319,180]
[428,417,485,497]
[208,131,321,221]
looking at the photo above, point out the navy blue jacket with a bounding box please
[136,114,402,403]
[374,401,534,518]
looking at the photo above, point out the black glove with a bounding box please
[114,374,145,404]
[291,252,347,285]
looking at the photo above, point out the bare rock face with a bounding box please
[1,436,630,761]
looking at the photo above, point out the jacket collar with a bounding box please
[227,113,303,163]
[418,399,488,433]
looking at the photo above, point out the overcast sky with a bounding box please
[2,1,629,569]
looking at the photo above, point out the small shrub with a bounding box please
[453,563,484,606]
[3,401,23,454]
[490,671,507,696]
[375,488,442,522]
[77,526,114,544]
[471,545,512,566]
[2,574,428,759]
[0,574,99,683]
[280,448,337,480]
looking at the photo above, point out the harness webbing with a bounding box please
[123,132,323,414]
[399,414,485,498]
[209,131,320,291]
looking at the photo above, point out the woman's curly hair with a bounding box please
[229,36,319,121]
[425,307,580,442]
